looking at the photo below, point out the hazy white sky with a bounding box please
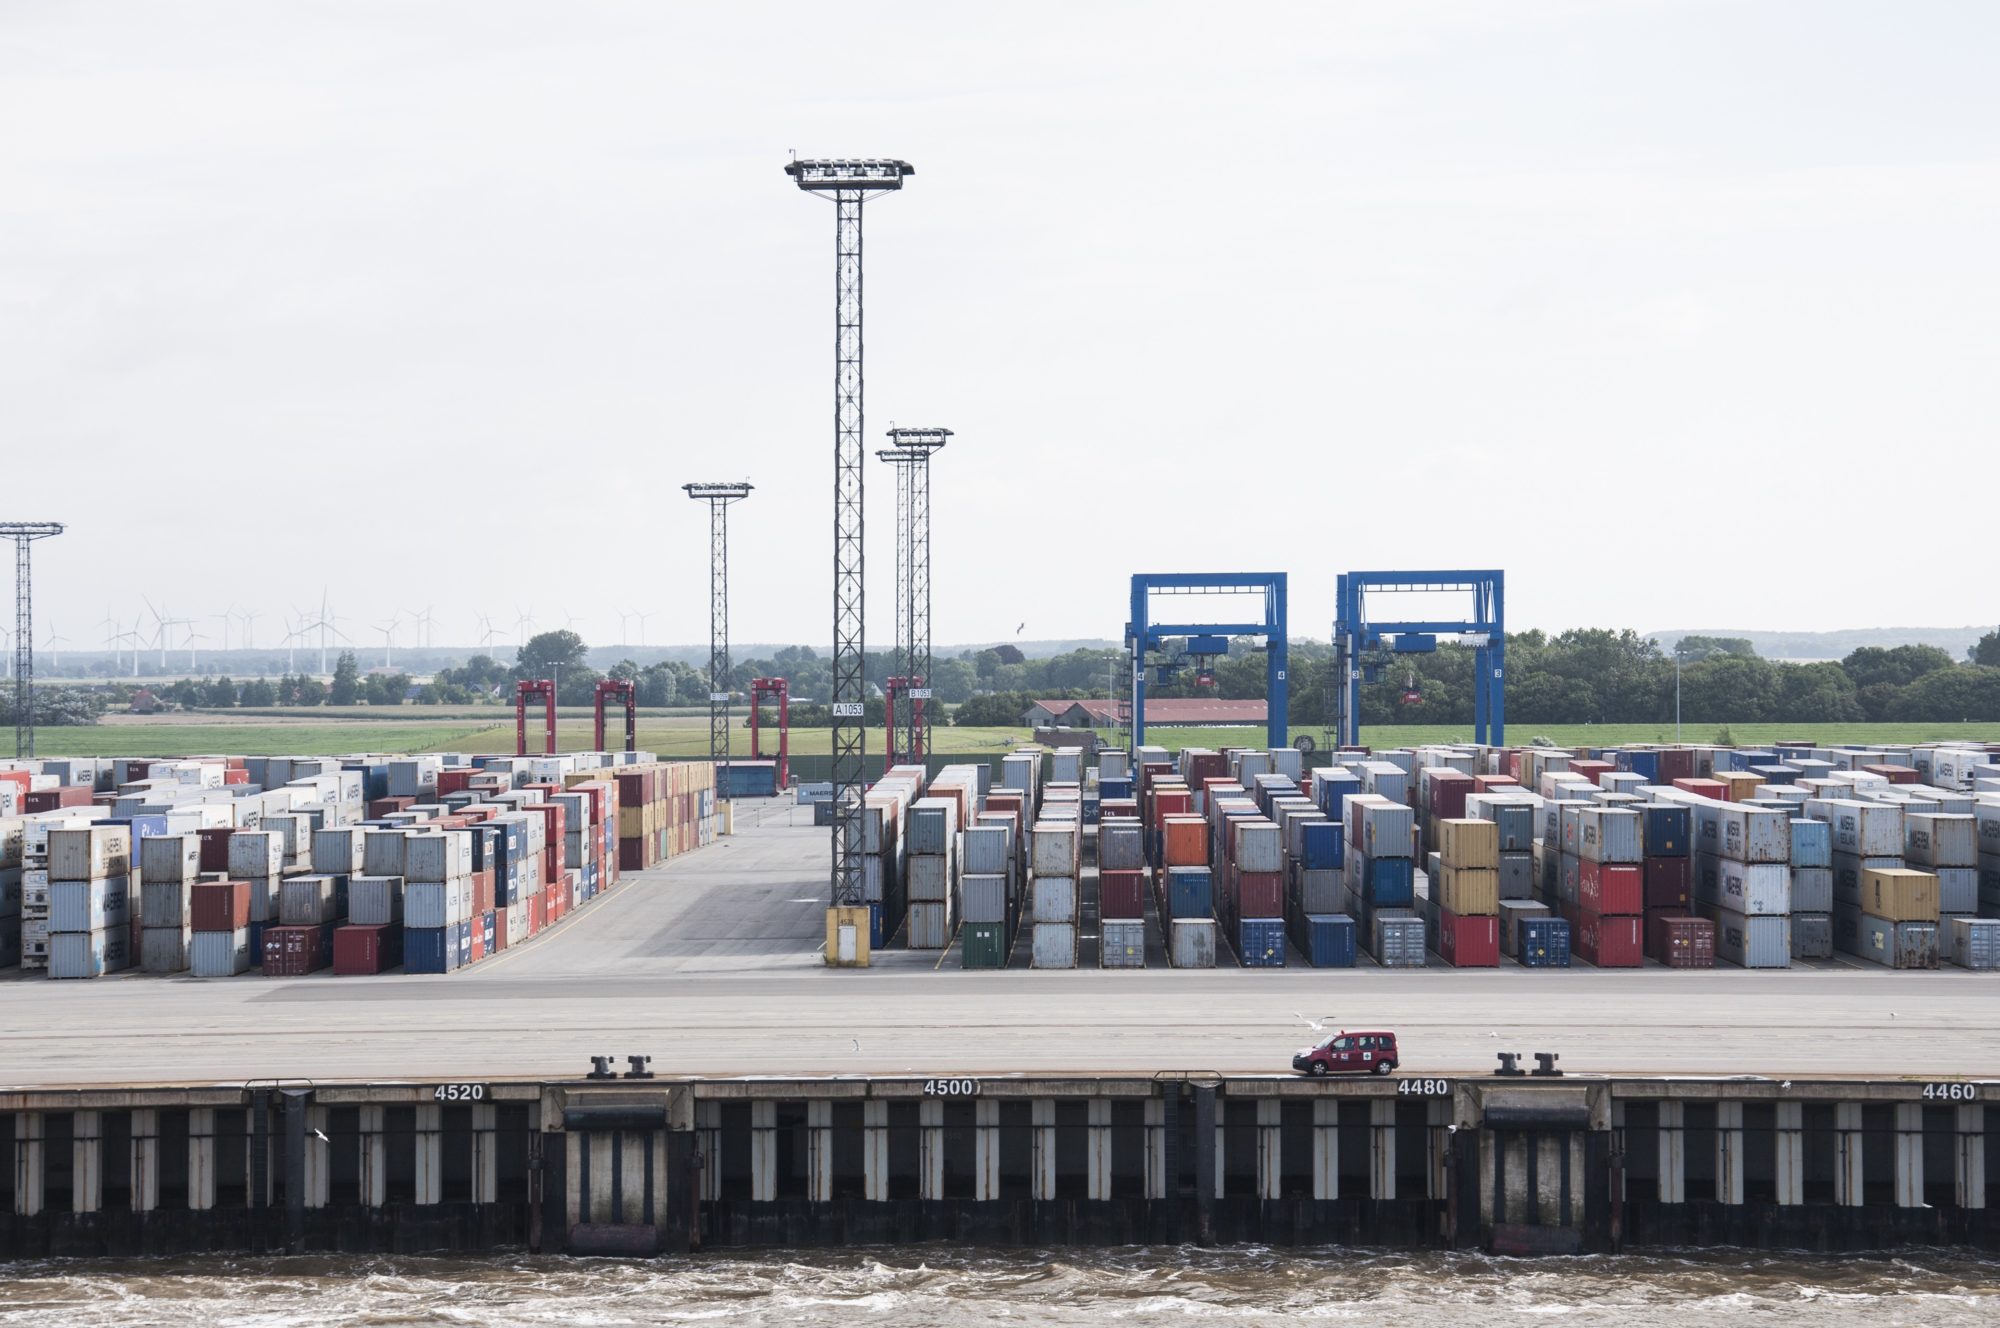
[5,1,1994,655]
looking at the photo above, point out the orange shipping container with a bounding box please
[1162,814,1208,866]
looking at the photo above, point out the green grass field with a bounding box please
[28,714,2000,760]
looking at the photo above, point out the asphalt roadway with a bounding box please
[3,801,1997,1090]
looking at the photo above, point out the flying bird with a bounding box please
[851,1038,861,1053]
[1016,623,1025,635]
[1294,1012,1335,1033]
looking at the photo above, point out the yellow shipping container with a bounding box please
[1861,867,1939,922]
[1438,865,1500,917]
[1438,818,1499,869]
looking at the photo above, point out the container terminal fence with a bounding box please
[815,737,2000,973]
[4,753,718,979]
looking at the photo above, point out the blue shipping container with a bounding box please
[1353,853,1415,907]
[1517,917,1572,967]
[246,920,267,967]
[480,911,496,954]
[1641,805,1690,857]
[1300,913,1357,968]
[1622,750,1660,781]
[721,763,780,798]
[405,927,457,974]
[1238,916,1287,967]
[1315,770,1362,821]
[1301,821,1346,871]
[1168,867,1214,919]
[1790,818,1832,868]
[455,919,473,968]
[1099,778,1132,801]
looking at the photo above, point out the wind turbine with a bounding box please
[375,612,401,669]
[418,604,436,649]
[181,625,209,672]
[477,614,503,652]
[236,607,260,651]
[41,622,70,671]
[215,607,239,653]
[634,610,654,647]
[100,612,122,672]
[297,588,348,674]
[143,597,180,669]
[513,604,534,647]
[117,625,144,677]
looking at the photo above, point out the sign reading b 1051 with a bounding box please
[432,1083,488,1103]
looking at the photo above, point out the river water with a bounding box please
[2,1248,1996,1326]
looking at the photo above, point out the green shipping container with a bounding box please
[962,922,1008,969]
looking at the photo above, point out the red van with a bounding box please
[1293,1031,1399,1076]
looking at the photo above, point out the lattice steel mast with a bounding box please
[888,427,949,763]
[874,446,917,764]
[786,157,914,909]
[1,522,64,758]
[683,484,752,775]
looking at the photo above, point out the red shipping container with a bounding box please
[1578,860,1643,915]
[1862,764,1919,786]
[527,891,546,935]
[471,869,494,916]
[1647,912,1714,968]
[469,916,487,964]
[438,769,478,797]
[1671,777,1729,800]
[1438,908,1499,966]
[24,786,95,813]
[1099,869,1145,919]
[190,879,251,932]
[493,905,511,951]
[222,768,249,786]
[1569,760,1615,789]
[1655,750,1696,784]
[618,838,646,872]
[367,796,415,819]
[526,803,567,882]
[1573,911,1643,967]
[1425,769,1473,821]
[263,924,329,977]
[332,924,402,975]
[1236,870,1283,921]
[1472,774,1519,793]
[197,827,235,873]
[1505,749,1524,781]
[1642,856,1691,910]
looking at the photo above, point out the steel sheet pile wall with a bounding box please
[1,750,720,981]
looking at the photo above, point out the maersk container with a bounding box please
[1824,800,1904,857]
[1031,921,1077,969]
[190,927,253,978]
[1936,867,1977,915]
[1101,918,1146,968]
[1640,804,1690,857]
[1031,875,1077,923]
[1370,914,1427,968]
[1097,822,1143,872]
[1790,912,1833,960]
[1947,916,2000,971]
[139,834,203,885]
[1715,860,1791,916]
[1299,913,1356,968]
[962,874,1008,924]
[1789,818,1832,868]
[1790,866,1832,914]
[1696,804,1791,864]
[1170,918,1217,968]
[909,902,952,949]
[1517,917,1571,968]
[962,922,1007,969]
[50,877,130,934]
[1237,916,1286,967]
[50,927,130,979]
[908,854,950,903]
[1576,807,1644,864]
[1855,914,1940,969]
[1709,908,1791,968]
[1167,867,1213,919]
[1905,812,1976,868]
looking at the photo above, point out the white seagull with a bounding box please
[1294,1012,1335,1033]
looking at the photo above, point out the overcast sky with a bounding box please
[5,1,1994,658]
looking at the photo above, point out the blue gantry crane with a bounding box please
[1333,570,1505,748]
[1125,573,1288,751]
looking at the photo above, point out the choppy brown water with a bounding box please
[2,1248,1996,1326]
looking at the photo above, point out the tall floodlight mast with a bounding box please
[785,157,915,914]
[0,522,65,758]
[874,447,916,764]
[683,483,753,778]
[888,427,949,763]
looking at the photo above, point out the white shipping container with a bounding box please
[1947,916,2000,971]
[1937,867,1978,915]
[363,830,408,878]
[407,878,470,929]
[313,828,367,874]
[1231,821,1282,873]
[1031,874,1077,923]
[962,874,1008,923]
[1905,813,1977,868]
[1791,866,1833,914]
[1031,921,1077,968]
[279,876,344,926]
[138,834,203,885]
[906,799,958,855]
[228,831,284,880]
[1031,824,1078,877]
[246,875,276,923]
[1097,822,1144,872]
[50,927,130,978]
[1817,799,1904,857]
[962,826,1011,876]
[140,878,190,928]
[1714,860,1791,916]
[505,900,529,946]
[49,826,131,881]
[1170,918,1217,968]
[404,832,472,883]
[189,927,253,977]
[1101,918,1146,967]
[1575,808,1644,864]
[1707,907,1791,968]
[50,876,130,933]
[348,875,405,926]
[141,926,191,973]
[907,853,951,903]
[1696,803,1791,864]
[908,902,953,949]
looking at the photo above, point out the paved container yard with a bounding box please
[3,800,1995,1089]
